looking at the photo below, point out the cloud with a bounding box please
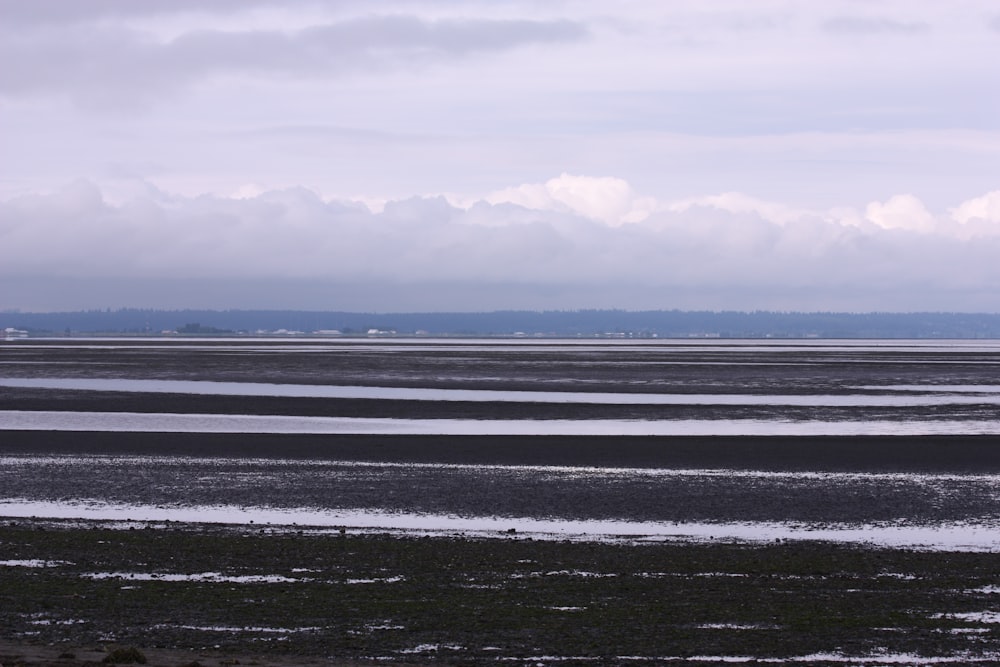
[5,179,1000,312]
[0,0,273,25]
[954,191,1000,223]
[665,193,811,227]
[1,2,996,313]
[951,191,1000,227]
[821,16,930,35]
[485,174,657,226]
[0,14,587,105]
[865,195,937,233]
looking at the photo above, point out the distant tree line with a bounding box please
[176,323,234,335]
[5,308,1000,338]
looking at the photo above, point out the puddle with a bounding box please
[4,498,1000,551]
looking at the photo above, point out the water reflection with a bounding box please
[4,410,1000,435]
[4,377,1000,407]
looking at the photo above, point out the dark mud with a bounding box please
[5,429,1000,472]
[4,520,1000,665]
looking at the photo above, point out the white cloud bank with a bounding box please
[484,174,657,226]
[2,177,1000,312]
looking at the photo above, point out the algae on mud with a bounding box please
[3,520,1000,664]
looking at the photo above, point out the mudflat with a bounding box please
[4,339,1000,663]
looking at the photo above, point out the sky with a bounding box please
[1,0,999,313]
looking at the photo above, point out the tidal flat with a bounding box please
[4,338,1000,664]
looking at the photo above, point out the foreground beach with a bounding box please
[6,518,1000,665]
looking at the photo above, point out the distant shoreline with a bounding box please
[6,308,1000,338]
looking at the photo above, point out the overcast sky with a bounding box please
[2,0,999,313]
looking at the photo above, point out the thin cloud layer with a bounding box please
[0,0,267,24]
[821,16,930,34]
[0,15,587,106]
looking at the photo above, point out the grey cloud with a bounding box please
[821,16,930,35]
[0,15,587,104]
[4,183,1000,312]
[304,16,586,56]
[0,27,162,99]
[719,15,787,32]
[0,0,279,25]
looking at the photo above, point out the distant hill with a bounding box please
[4,308,1000,338]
